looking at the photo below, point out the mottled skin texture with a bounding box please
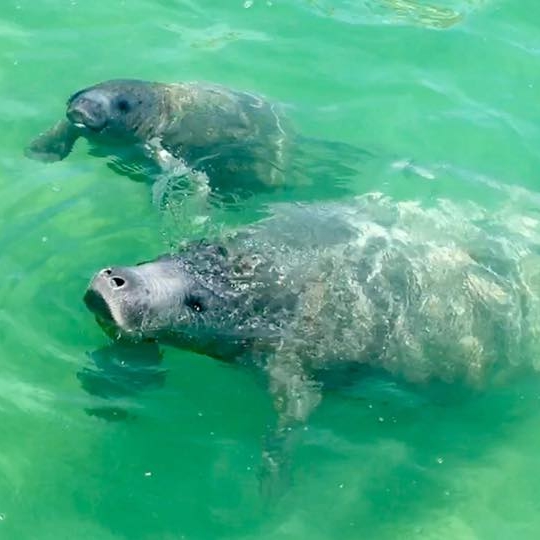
[84,193,540,488]
[26,79,290,194]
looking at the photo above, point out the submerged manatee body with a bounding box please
[84,193,540,422]
[26,79,293,195]
[26,79,375,201]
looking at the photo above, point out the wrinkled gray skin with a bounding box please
[26,79,290,194]
[84,193,540,490]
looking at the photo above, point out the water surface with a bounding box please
[2,0,540,538]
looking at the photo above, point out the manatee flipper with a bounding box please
[25,119,80,162]
[260,351,322,499]
[143,137,183,171]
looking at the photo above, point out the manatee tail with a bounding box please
[286,135,383,199]
[289,135,447,201]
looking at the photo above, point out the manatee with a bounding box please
[26,79,374,200]
[25,79,293,193]
[83,193,540,488]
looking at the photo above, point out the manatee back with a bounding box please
[253,194,540,385]
[159,83,292,193]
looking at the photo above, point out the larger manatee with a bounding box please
[83,193,540,487]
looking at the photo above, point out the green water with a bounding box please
[3,0,540,538]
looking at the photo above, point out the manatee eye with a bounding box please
[185,295,205,313]
[117,98,131,113]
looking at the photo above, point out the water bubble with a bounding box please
[436,457,444,464]
[244,0,253,7]
[144,471,152,477]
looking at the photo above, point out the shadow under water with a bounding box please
[78,341,167,421]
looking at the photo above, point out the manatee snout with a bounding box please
[67,89,111,132]
[84,267,135,332]
[84,259,200,339]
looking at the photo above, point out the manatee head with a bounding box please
[66,79,163,139]
[26,79,165,162]
[84,243,295,360]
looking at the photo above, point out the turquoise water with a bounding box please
[3,0,540,538]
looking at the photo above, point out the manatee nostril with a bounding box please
[102,268,112,276]
[110,276,126,288]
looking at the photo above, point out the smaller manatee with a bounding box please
[26,79,291,195]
